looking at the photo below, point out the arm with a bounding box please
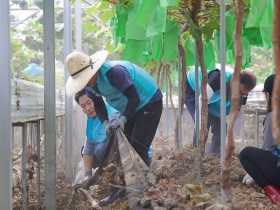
[106,65,140,119]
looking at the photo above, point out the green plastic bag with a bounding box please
[160,0,179,7]
[244,27,263,47]
[122,39,151,63]
[125,0,147,40]
[241,36,251,68]
[146,5,166,37]
[225,11,236,50]
[245,0,270,28]
[116,5,128,43]
[163,19,179,61]
[203,41,216,70]
[150,34,163,60]
[133,0,160,29]
[260,0,273,49]
[184,37,195,66]
[110,17,118,47]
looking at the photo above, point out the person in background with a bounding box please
[65,50,163,167]
[185,68,257,155]
[22,57,44,78]
[240,74,280,205]
[75,89,119,179]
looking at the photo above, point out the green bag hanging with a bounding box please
[214,30,221,62]
[245,0,270,28]
[125,0,147,40]
[146,5,166,37]
[184,37,195,66]
[133,0,160,29]
[214,30,234,65]
[163,19,179,61]
[260,0,273,49]
[150,34,163,60]
[225,11,235,50]
[242,36,251,69]
[160,0,179,7]
[244,27,263,47]
[110,17,119,47]
[122,39,151,63]
[116,4,128,43]
[203,41,216,70]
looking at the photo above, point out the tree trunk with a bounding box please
[189,0,209,182]
[272,0,280,144]
[221,0,243,209]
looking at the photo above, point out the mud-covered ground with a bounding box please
[12,133,277,210]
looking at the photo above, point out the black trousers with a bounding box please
[239,146,280,188]
[124,99,163,166]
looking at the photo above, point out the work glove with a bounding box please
[81,176,91,190]
[112,116,127,131]
[242,173,254,185]
[103,120,113,138]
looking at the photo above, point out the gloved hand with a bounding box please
[103,120,113,137]
[112,116,127,131]
[81,176,91,190]
[242,173,254,185]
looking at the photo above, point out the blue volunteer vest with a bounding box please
[86,103,118,143]
[93,60,158,114]
[187,68,233,117]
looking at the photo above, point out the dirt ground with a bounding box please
[12,130,278,210]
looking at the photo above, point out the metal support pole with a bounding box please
[43,0,56,209]
[0,0,12,208]
[36,120,41,206]
[64,0,73,179]
[165,65,169,137]
[255,109,259,148]
[22,123,28,210]
[220,0,227,204]
[178,54,182,149]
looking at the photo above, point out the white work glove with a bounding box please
[242,173,254,185]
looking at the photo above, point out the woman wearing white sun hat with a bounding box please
[65,50,163,167]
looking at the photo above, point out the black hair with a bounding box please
[263,74,275,112]
[240,70,257,91]
[74,89,87,104]
[30,57,41,65]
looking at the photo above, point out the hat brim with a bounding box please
[66,50,108,96]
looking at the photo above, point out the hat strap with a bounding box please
[71,58,94,77]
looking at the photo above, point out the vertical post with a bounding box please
[165,66,169,137]
[0,0,12,208]
[220,0,227,204]
[194,42,199,147]
[75,0,86,158]
[254,109,259,147]
[43,0,56,209]
[64,0,73,179]
[36,120,41,205]
[22,123,28,210]
[178,54,182,149]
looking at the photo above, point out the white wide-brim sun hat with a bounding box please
[65,50,108,96]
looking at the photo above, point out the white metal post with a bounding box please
[43,0,56,209]
[0,0,12,209]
